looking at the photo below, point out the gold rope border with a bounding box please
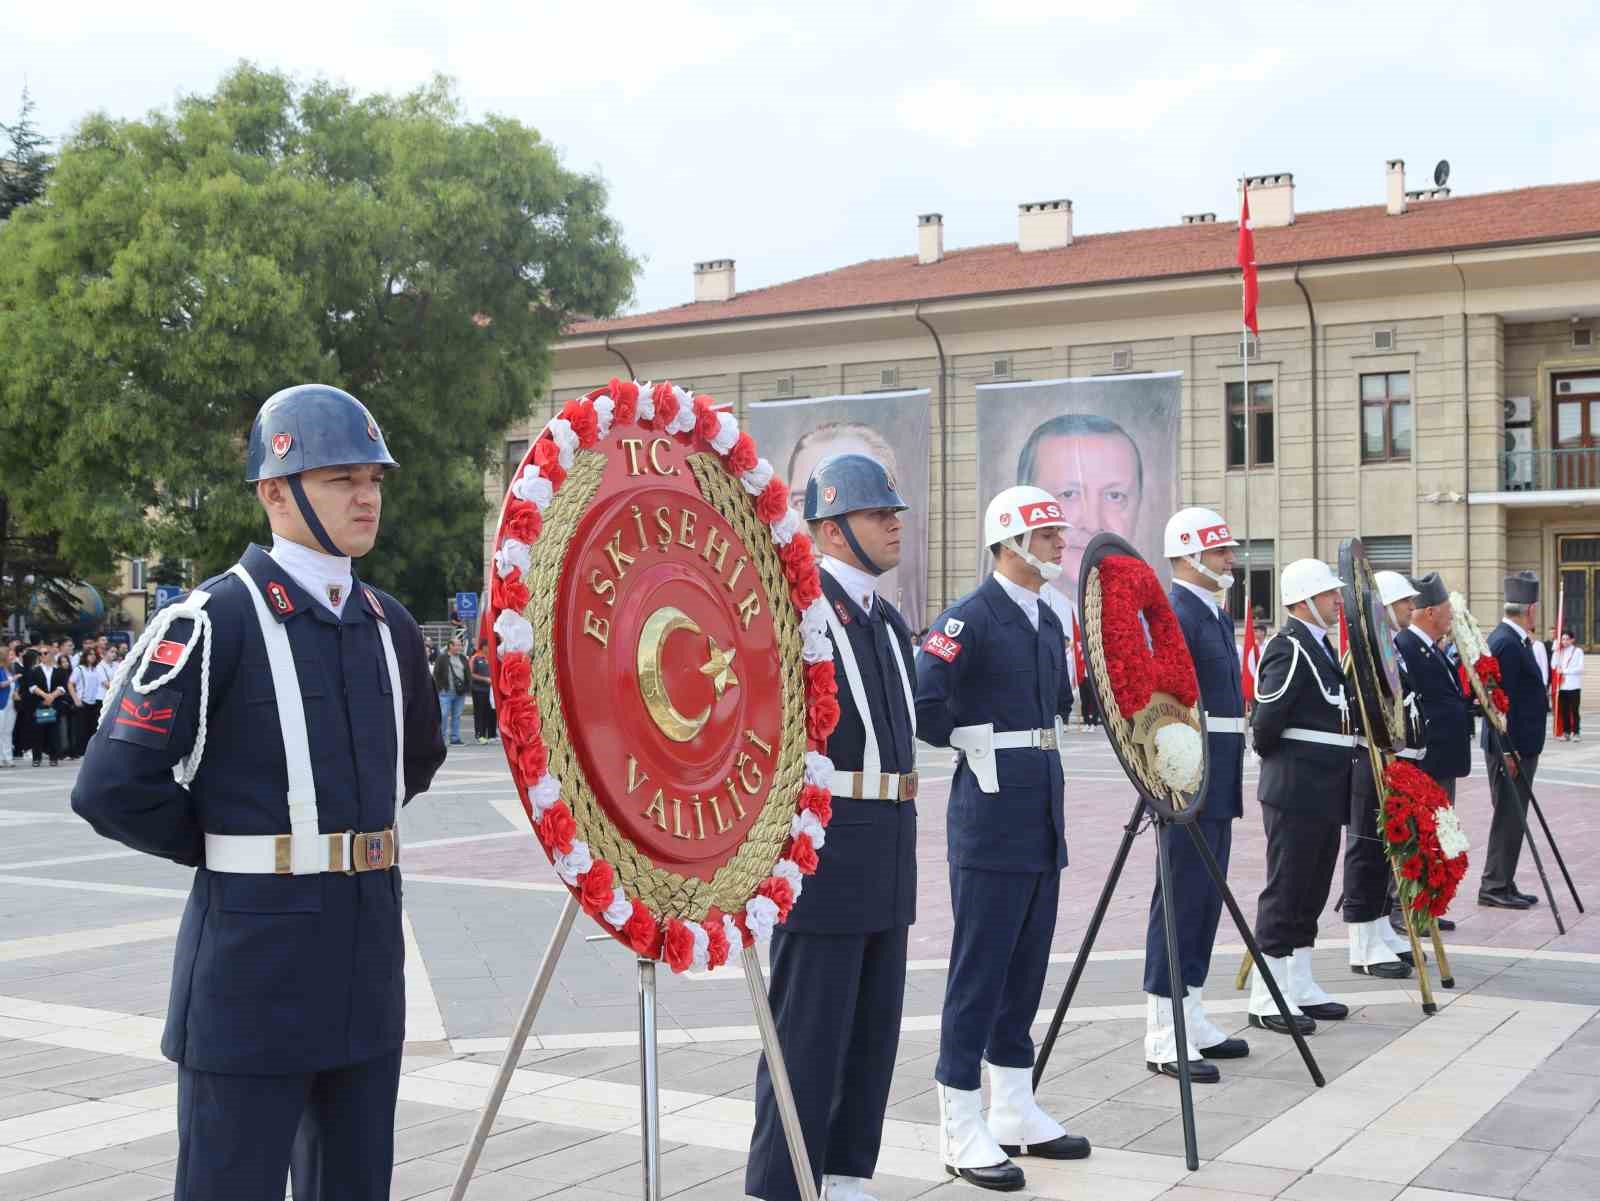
[520,447,805,921]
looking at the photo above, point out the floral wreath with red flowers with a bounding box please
[487,378,839,975]
[1448,591,1510,717]
[1381,759,1470,926]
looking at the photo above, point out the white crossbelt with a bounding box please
[1355,735,1424,760]
[1203,714,1247,734]
[821,598,916,797]
[1281,727,1357,748]
[204,566,405,875]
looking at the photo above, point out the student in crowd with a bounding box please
[1556,629,1584,742]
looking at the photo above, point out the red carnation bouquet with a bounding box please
[1381,760,1470,927]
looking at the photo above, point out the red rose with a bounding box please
[1402,854,1423,880]
[779,533,815,579]
[807,695,841,742]
[798,785,832,826]
[578,860,615,916]
[755,476,790,525]
[518,735,550,781]
[789,567,822,611]
[757,877,796,921]
[503,502,542,546]
[531,439,567,490]
[663,918,696,972]
[807,661,838,698]
[500,694,542,744]
[610,378,639,424]
[726,433,759,475]
[1492,688,1509,714]
[562,399,600,448]
[704,915,730,968]
[788,833,819,875]
[498,653,532,698]
[536,802,577,855]
[1427,863,1446,889]
[624,899,661,957]
[652,382,679,427]
[693,396,721,444]
[492,570,530,615]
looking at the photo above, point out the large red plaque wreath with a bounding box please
[488,379,839,973]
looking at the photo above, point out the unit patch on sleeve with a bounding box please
[150,639,187,667]
[109,687,182,750]
[923,632,962,663]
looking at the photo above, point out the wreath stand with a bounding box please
[447,896,817,1201]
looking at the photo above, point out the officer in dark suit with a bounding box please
[1479,571,1548,908]
[916,484,1086,1193]
[71,385,445,1201]
[747,454,917,1201]
[1143,507,1249,1082]
[1248,558,1353,1034]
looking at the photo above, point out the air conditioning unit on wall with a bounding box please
[1505,427,1534,454]
[1504,395,1533,425]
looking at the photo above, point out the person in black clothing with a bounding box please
[27,651,71,766]
[469,640,497,744]
[1479,572,1549,909]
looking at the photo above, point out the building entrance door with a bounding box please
[1556,535,1600,651]
[1552,374,1600,489]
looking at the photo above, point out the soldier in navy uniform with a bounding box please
[1142,508,1250,1083]
[1479,571,1548,909]
[71,385,445,1201]
[1248,559,1353,1035]
[746,454,918,1201]
[916,485,1087,1193]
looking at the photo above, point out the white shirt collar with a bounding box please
[819,555,876,614]
[992,571,1041,631]
[1174,578,1221,616]
[1500,618,1531,643]
[269,534,353,617]
[1292,614,1333,649]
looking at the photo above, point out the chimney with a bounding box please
[1239,173,1294,227]
[693,259,735,303]
[1018,199,1072,252]
[917,213,944,265]
[1386,159,1406,215]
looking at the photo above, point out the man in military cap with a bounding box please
[1479,571,1548,909]
[917,485,1087,1194]
[747,453,918,1201]
[72,384,445,1201]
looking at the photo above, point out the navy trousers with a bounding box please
[935,867,1060,1091]
[1255,805,1341,959]
[1142,819,1232,996]
[746,925,908,1201]
[175,1049,402,1201]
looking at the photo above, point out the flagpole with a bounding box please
[1241,178,1252,638]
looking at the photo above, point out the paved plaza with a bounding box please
[1,727,1598,1201]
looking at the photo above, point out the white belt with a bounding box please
[1355,736,1423,760]
[1204,715,1247,734]
[992,727,1060,751]
[834,771,918,802]
[1282,728,1357,748]
[205,828,399,875]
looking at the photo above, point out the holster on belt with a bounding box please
[950,722,999,793]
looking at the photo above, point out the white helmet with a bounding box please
[1374,570,1419,608]
[985,485,1070,581]
[1280,558,1344,608]
[1164,506,1239,591]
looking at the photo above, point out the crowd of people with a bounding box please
[1,634,119,767]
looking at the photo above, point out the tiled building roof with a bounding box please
[571,180,1600,335]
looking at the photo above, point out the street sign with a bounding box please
[455,591,479,623]
[154,585,184,612]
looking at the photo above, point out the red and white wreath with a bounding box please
[487,378,839,974]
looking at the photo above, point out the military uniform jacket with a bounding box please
[1171,585,1244,822]
[1250,620,1352,824]
[1482,621,1548,758]
[71,545,445,1075]
[1394,626,1474,779]
[787,572,917,935]
[914,575,1074,873]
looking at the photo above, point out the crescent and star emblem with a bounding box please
[636,605,740,743]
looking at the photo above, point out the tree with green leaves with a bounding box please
[0,84,51,218]
[0,64,635,616]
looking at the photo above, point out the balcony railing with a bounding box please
[1502,447,1600,492]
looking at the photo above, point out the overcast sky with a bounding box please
[9,1,1597,316]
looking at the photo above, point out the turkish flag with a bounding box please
[1241,615,1258,705]
[1239,184,1259,335]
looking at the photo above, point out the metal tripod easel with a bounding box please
[448,897,816,1201]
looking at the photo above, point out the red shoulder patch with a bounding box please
[151,640,186,667]
[364,586,387,621]
[266,581,294,615]
[923,632,962,663]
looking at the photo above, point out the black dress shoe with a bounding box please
[1299,1001,1349,1021]
[945,1162,1025,1191]
[1352,960,1411,979]
[1200,1037,1250,1059]
[1148,1059,1222,1083]
[1513,891,1539,906]
[1437,916,1456,931]
[999,1133,1091,1160]
[1478,891,1533,910]
[1249,1012,1317,1036]
[1397,951,1417,966]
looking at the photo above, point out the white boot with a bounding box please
[821,1175,877,1201]
[937,1083,1010,1170]
[1247,954,1302,1018]
[1183,986,1232,1051]
[1290,947,1335,1006]
[1144,994,1202,1064]
[984,1061,1066,1152]
[1347,919,1402,968]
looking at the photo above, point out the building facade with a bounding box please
[489,167,1600,644]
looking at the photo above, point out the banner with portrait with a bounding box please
[974,373,1182,630]
[741,390,932,626]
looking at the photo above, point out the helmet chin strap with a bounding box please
[1187,554,1235,592]
[836,514,885,577]
[1011,535,1062,582]
[286,474,352,558]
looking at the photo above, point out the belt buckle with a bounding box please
[1040,729,1058,751]
[353,830,393,873]
[902,771,918,802]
